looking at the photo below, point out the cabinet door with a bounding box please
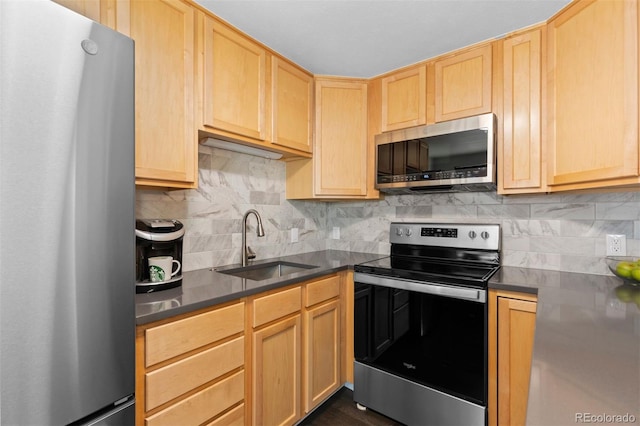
[314,79,368,196]
[497,297,537,426]
[202,17,267,141]
[547,0,638,187]
[131,0,197,188]
[253,315,302,426]
[500,28,545,193]
[273,57,313,153]
[381,65,427,131]
[435,44,492,122]
[304,300,340,413]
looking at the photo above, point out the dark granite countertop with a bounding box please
[490,266,640,425]
[135,250,386,325]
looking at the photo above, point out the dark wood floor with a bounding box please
[299,388,404,426]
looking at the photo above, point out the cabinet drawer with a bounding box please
[145,336,244,411]
[206,403,245,426]
[305,275,339,307]
[253,286,301,328]
[146,370,244,426]
[145,302,244,367]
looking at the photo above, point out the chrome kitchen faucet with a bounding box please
[242,209,265,266]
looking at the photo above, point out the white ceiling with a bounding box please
[194,0,571,78]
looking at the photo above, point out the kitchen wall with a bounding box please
[137,146,640,276]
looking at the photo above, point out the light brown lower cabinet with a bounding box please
[303,277,341,412]
[251,285,303,426]
[488,289,538,426]
[136,274,344,426]
[251,275,342,426]
[135,301,246,426]
[252,314,302,426]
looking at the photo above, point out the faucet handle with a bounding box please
[246,245,256,260]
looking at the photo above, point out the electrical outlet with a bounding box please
[332,227,340,240]
[606,234,626,256]
[291,227,299,243]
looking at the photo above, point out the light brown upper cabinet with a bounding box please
[435,43,493,122]
[498,27,546,194]
[53,0,101,22]
[129,0,198,188]
[381,64,428,131]
[314,78,368,196]
[547,0,639,190]
[286,77,376,199]
[272,57,314,153]
[200,15,268,142]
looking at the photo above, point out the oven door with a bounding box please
[353,272,487,426]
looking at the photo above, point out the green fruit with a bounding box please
[615,285,634,302]
[631,268,640,282]
[616,262,634,278]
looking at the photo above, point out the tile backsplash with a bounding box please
[136,146,640,275]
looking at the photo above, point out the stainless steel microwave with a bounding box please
[375,113,496,194]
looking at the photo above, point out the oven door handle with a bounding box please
[354,272,486,303]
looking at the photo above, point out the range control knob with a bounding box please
[396,228,403,236]
[406,228,413,237]
[481,231,490,240]
[468,230,477,239]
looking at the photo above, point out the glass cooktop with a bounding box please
[354,255,500,289]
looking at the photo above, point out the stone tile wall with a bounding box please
[136,146,327,272]
[327,191,640,275]
[137,146,640,275]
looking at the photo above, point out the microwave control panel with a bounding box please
[378,166,488,184]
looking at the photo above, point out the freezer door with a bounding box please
[0,1,135,424]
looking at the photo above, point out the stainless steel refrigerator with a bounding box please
[1,1,135,424]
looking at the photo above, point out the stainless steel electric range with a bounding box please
[353,222,501,426]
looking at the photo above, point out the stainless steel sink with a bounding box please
[216,261,318,281]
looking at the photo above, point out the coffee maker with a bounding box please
[135,219,184,293]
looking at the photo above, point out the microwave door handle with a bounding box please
[353,272,486,303]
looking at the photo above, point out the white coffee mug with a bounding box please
[148,256,181,282]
